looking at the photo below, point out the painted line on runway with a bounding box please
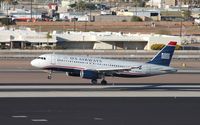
[31,119,48,122]
[1,91,200,97]
[0,85,200,91]
[94,117,104,121]
[12,115,28,118]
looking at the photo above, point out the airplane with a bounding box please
[31,41,178,85]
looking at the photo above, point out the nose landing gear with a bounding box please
[47,70,52,79]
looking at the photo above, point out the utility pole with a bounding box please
[179,0,183,37]
[73,17,76,31]
[6,1,9,29]
[180,16,183,37]
[89,0,91,22]
[135,0,138,16]
[31,0,33,22]
[84,20,87,32]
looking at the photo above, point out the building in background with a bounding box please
[0,27,181,50]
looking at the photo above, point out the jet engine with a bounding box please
[80,70,101,79]
[66,72,80,76]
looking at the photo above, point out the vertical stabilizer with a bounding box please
[147,41,177,66]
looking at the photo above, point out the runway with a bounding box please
[2,84,200,91]
[0,84,200,97]
[1,97,200,125]
[0,59,199,125]
[0,70,199,84]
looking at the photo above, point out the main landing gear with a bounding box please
[91,73,108,85]
[101,79,107,85]
[91,79,107,85]
[91,79,98,84]
[101,75,107,85]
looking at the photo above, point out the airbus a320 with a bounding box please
[31,41,177,85]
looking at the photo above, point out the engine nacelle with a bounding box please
[80,70,100,79]
[66,72,80,76]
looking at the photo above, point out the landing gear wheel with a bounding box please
[91,79,97,84]
[101,80,107,85]
[47,70,52,79]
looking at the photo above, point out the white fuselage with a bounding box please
[31,54,177,78]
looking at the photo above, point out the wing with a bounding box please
[86,65,142,72]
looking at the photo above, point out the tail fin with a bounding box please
[147,41,177,66]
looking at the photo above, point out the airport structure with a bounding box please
[0,27,57,49]
[56,31,181,50]
[116,8,161,21]
[0,27,181,50]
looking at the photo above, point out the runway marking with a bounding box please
[12,115,28,118]
[31,119,48,122]
[2,85,200,92]
[94,117,103,121]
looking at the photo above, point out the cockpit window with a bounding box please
[36,57,46,60]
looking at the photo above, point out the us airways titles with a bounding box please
[57,57,103,63]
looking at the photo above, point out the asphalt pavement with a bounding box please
[1,97,200,125]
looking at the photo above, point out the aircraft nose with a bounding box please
[31,59,38,67]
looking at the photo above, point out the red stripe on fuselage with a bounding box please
[43,65,86,70]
